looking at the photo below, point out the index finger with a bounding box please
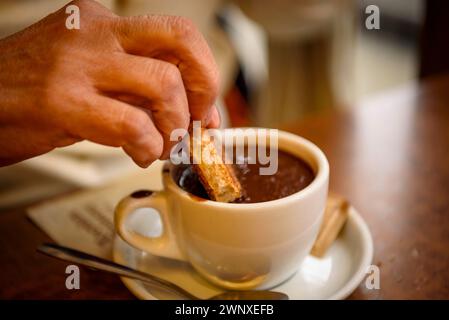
[114,15,220,126]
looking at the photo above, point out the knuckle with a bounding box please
[119,109,149,141]
[158,63,183,92]
[69,0,87,7]
[130,137,163,167]
[68,0,94,14]
[40,83,59,109]
[40,82,90,134]
[69,0,116,28]
[161,107,189,134]
[41,81,71,112]
[114,16,134,39]
[147,141,164,163]
[70,0,106,12]
[168,16,198,39]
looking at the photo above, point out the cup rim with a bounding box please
[163,128,329,209]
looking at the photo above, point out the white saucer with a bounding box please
[112,205,373,300]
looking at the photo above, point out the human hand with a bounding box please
[0,0,220,167]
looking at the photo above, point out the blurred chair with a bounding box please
[232,0,356,127]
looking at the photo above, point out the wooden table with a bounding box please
[1,75,449,299]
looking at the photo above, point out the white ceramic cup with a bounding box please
[115,129,329,290]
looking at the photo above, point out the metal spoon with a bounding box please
[37,243,288,300]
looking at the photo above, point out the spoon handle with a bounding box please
[37,243,198,300]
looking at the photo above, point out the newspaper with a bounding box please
[27,161,164,258]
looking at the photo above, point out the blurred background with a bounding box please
[0,0,447,209]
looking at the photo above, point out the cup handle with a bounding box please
[114,190,186,261]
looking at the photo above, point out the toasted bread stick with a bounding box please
[311,194,349,257]
[190,127,243,203]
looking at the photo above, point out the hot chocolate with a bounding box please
[174,150,315,203]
